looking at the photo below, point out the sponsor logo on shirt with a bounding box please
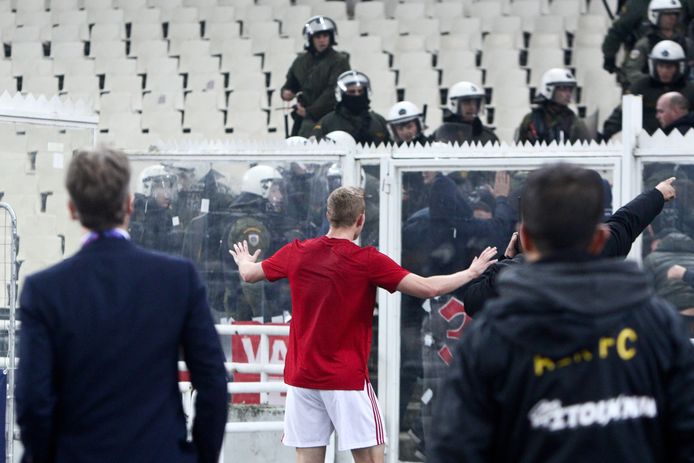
[528,395,657,432]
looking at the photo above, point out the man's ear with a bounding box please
[68,199,79,221]
[126,193,134,216]
[356,212,365,228]
[587,223,610,255]
[519,223,534,253]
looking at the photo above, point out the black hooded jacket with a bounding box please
[662,112,694,135]
[429,255,694,463]
[463,187,666,315]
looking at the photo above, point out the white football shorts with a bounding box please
[282,380,386,451]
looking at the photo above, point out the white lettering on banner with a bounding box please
[240,337,287,364]
[528,395,657,432]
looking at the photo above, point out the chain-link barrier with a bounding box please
[0,203,18,463]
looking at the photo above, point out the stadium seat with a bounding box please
[440,68,484,89]
[137,56,178,76]
[528,32,565,49]
[526,48,566,86]
[342,36,382,55]
[100,90,143,113]
[436,50,477,71]
[16,11,52,28]
[84,0,115,11]
[237,5,273,23]
[50,42,87,60]
[485,67,528,88]
[179,55,219,74]
[489,84,532,108]
[130,23,165,42]
[91,23,126,42]
[49,24,90,42]
[355,1,386,21]
[312,2,348,20]
[206,24,243,53]
[334,19,359,39]
[149,0,183,8]
[22,76,59,97]
[50,0,80,11]
[162,6,199,23]
[53,58,96,77]
[226,110,268,137]
[528,15,567,35]
[9,26,43,43]
[88,8,125,25]
[53,10,88,26]
[104,74,143,93]
[399,69,439,90]
[129,39,168,60]
[182,109,226,138]
[11,43,45,60]
[186,72,224,92]
[141,108,183,136]
[198,5,235,23]
[16,0,45,13]
[467,1,503,32]
[123,7,162,24]
[220,53,262,74]
[392,51,432,70]
[393,2,426,21]
[89,40,127,59]
[360,18,400,38]
[549,0,584,16]
[480,49,520,70]
[61,75,101,98]
[439,33,481,52]
[350,52,390,73]
[11,59,53,78]
[142,90,184,111]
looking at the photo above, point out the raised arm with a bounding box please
[397,247,498,299]
[229,240,266,283]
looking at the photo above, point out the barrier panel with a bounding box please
[0,203,17,463]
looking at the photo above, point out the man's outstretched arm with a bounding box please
[397,247,498,299]
[229,240,267,283]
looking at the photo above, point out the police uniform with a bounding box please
[312,105,391,145]
[601,0,694,72]
[622,31,694,87]
[516,102,591,144]
[602,74,694,138]
[431,114,499,145]
[282,49,350,137]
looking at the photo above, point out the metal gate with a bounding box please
[0,203,18,463]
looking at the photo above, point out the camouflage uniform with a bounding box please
[282,48,350,137]
[602,74,694,139]
[431,115,499,145]
[516,102,591,144]
[311,105,391,145]
[622,29,694,88]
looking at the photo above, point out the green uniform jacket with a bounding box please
[601,0,694,59]
[643,232,694,311]
[431,120,499,145]
[602,75,694,139]
[516,103,591,144]
[282,48,350,137]
[311,105,391,145]
[622,29,694,88]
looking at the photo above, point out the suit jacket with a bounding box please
[16,237,229,463]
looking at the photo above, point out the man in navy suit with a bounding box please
[16,147,229,463]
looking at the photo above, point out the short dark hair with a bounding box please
[521,163,604,254]
[327,186,365,228]
[66,147,131,231]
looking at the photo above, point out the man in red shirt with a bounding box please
[230,186,496,463]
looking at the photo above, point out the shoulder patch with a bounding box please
[629,49,641,60]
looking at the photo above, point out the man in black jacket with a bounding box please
[463,176,677,315]
[656,91,694,133]
[429,163,694,463]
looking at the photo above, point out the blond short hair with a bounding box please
[326,186,365,228]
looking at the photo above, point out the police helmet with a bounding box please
[241,165,282,199]
[324,130,357,149]
[302,15,337,49]
[648,0,682,26]
[648,40,687,79]
[538,68,577,101]
[447,81,485,114]
[386,101,425,140]
[335,70,372,102]
[138,164,177,197]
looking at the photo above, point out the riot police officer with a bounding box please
[622,0,694,88]
[602,0,694,78]
[386,101,430,145]
[222,165,295,322]
[129,164,179,254]
[603,40,694,139]
[281,16,350,137]
[311,70,391,145]
[516,68,591,144]
[431,81,499,145]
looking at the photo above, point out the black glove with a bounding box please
[603,55,617,74]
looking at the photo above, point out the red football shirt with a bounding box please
[261,236,410,390]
